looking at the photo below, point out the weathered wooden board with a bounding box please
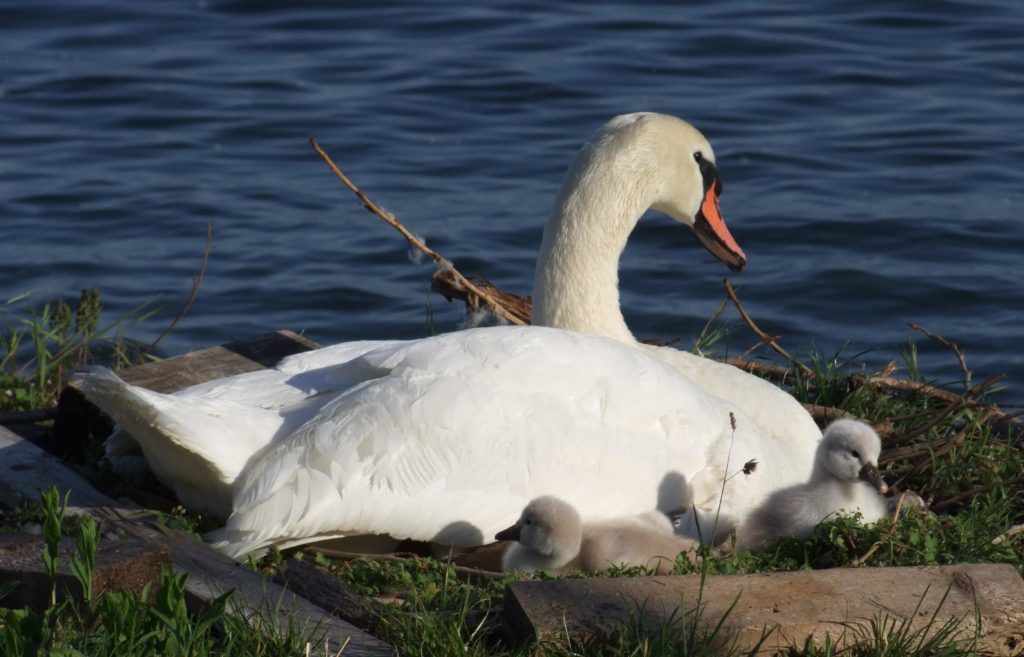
[0,424,394,657]
[504,565,1024,655]
[118,329,320,392]
[0,532,170,610]
[275,558,382,633]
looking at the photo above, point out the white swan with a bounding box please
[204,325,814,559]
[75,113,820,548]
[497,495,696,574]
[733,419,889,553]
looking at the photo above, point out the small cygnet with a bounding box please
[735,419,890,553]
[495,496,696,574]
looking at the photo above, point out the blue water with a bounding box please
[2,1,1023,401]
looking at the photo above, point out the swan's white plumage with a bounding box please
[206,326,808,558]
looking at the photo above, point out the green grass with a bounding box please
[0,488,323,657]
[1,289,157,413]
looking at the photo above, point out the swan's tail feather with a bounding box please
[75,368,219,462]
[73,367,263,520]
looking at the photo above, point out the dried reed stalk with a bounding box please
[431,268,532,325]
[850,492,911,567]
[723,279,813,375]
[909,321,972,392]
[310,139,527,326]
[150,221,212,350]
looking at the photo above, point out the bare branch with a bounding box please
[310,138,526,326]
[909,322,972,392]
[850,492,910,567]
[723,279,812,375]
[149,221,212,351]
[931,474,1024,513]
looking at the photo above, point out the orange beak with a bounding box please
[693,182,746,272]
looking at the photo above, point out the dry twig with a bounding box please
[723,279,812,375]
[431,269,532,325]
[992,524,1024,545]
[310,138,526,326]
[883,408,995,477]
[850,492,909,567]
[909,322,972,392]
[885,399,967,448]
[931,473,1024,513]
[149,221,212,351]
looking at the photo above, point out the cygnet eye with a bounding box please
[851,449,861,459]
[524,518,532,525]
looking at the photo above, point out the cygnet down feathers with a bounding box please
[734,419,889,553]
[496,496,696,574]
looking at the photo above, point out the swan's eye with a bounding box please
[851,450,860,459]
[524,519,532,525]
[694,151,722,196]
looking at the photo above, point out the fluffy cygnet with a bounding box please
[734,419,890,553]
[496,496,696,574]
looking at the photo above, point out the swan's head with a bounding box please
[819,419,888,493]
[594,113,746,272]
[495,495,582,558]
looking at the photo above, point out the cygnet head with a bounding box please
[495,496,582,558]
[819,419,888,493]
[576,113,746,272]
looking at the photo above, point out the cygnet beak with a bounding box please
[494,521,522,542]
[858,462,888,494]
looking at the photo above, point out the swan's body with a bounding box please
[76,113,823,558]
[497,496,695,574]
[204,326,816,558]
[734,419,890,553]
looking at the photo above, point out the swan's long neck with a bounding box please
[531,146,654,344]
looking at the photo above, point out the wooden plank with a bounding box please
[0,533,169,611]
[112,329,322,393]
[504,565,1024,655]
[0,424,394,657]
[52,329,322,454]
[275,558,382,633]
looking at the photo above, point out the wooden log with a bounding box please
[274,558,382,633]
[503,565,1024,655]
[52,329,322,457]
[0,532,169,611]
[0,424,394,657]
